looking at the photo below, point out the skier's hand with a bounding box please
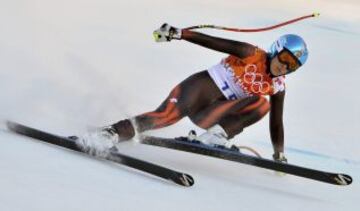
[273,152,288,163]
[273,152,287,176]
[153,23,182,42]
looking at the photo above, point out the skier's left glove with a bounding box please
[273,152,287,176]
[273,152,288,163]
[153,23,182,42]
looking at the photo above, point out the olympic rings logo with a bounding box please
[242,64,271,94]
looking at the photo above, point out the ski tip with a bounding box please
[5,120,26,134]
[5,120,17,131]
[174,173,195,187]
[333,174,353,186]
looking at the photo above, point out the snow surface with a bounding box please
[0,0,359,210]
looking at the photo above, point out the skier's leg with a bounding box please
[112,71,224,140]
[219,96,270,138]
[135,85,184,131]
[189,96,270,139]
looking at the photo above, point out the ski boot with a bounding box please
[189,125,240,152]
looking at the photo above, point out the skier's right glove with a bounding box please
[153,23,182,42]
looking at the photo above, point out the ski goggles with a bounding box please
[277,48,302,72]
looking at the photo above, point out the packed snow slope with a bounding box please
[0,0,359,210]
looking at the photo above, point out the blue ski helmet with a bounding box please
[269,34,309,66]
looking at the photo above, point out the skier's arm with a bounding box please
[153,23,255,58]
[181,30,256,58]
[269,90,285,158]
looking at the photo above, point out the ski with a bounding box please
[140,136,352,186]
[6,121,194,187]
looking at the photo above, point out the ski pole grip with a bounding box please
[313,12,320,17]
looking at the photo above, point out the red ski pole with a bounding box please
[184,13,320,33]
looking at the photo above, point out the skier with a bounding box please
[102,23,308,163]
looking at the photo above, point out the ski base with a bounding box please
[140,136,352,186]
[6,121,194,187]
